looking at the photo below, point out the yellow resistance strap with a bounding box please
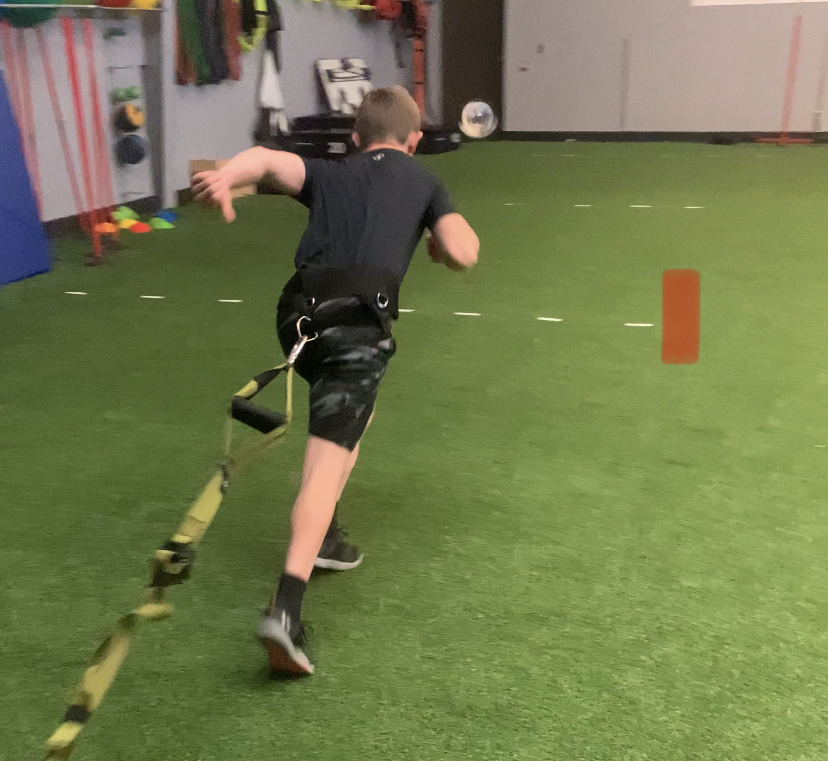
[45,362,296,760]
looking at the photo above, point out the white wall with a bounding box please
[504,0,828,132]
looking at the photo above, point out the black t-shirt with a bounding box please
[292,149,455,284]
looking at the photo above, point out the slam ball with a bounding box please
[116,134,147,165]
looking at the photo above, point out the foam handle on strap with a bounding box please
[231,398,288,434]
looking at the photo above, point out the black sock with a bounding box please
[274,573,307,623]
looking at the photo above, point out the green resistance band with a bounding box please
[44,320,317,760]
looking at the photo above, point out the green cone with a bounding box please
[112,206,139,222]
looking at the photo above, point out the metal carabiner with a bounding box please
[286,316,318,367]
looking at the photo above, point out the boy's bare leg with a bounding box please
[336,443,360,503]
[315,411,373,571]
[285,436,353,581]
[259,436,351,675]
[260,422,373,674]
[325,411,373,541]
[335,412,372,503]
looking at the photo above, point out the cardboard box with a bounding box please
[189,159,256,199]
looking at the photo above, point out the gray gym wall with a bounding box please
[0,1,436,222]
[159,1,412,198]
[504,0,828,133]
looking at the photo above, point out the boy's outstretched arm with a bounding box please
[428,213,479,271]
[191,147,306,222]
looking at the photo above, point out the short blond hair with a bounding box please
[355,86,421,147]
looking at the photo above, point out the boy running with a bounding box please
[192,86,479,675]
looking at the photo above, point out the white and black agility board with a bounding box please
[316,58,373,115]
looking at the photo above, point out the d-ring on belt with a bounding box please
[44,318,317,761]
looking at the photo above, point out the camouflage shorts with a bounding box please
[277,296,397,451]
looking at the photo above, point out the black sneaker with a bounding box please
[257,609,314,675]
[315,521,364,571]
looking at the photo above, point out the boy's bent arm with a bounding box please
[431,213,479,270]
[192,148,307,222]
[219,147,306,195]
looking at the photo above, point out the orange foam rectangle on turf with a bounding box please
[662,270,700,364]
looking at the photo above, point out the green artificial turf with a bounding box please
[4,142,828,760]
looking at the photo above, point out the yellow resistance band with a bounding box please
[45,358,299,760]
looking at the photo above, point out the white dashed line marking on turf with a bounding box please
[574,204,592,208]
[65,291,87,296]
[625,323,654,327]
[218,299,243,303]
[816,445,826,448]
[399,309,415,313]
[537,317,563,322]
[140,295,165,300]
[454,312,481,317]
[630,205,652,209]
[684,206,705,209]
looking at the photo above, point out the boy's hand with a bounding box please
[192,170,236,223]
[427,233,443,263]
[430,214,479,270]
[427,232,465,271]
